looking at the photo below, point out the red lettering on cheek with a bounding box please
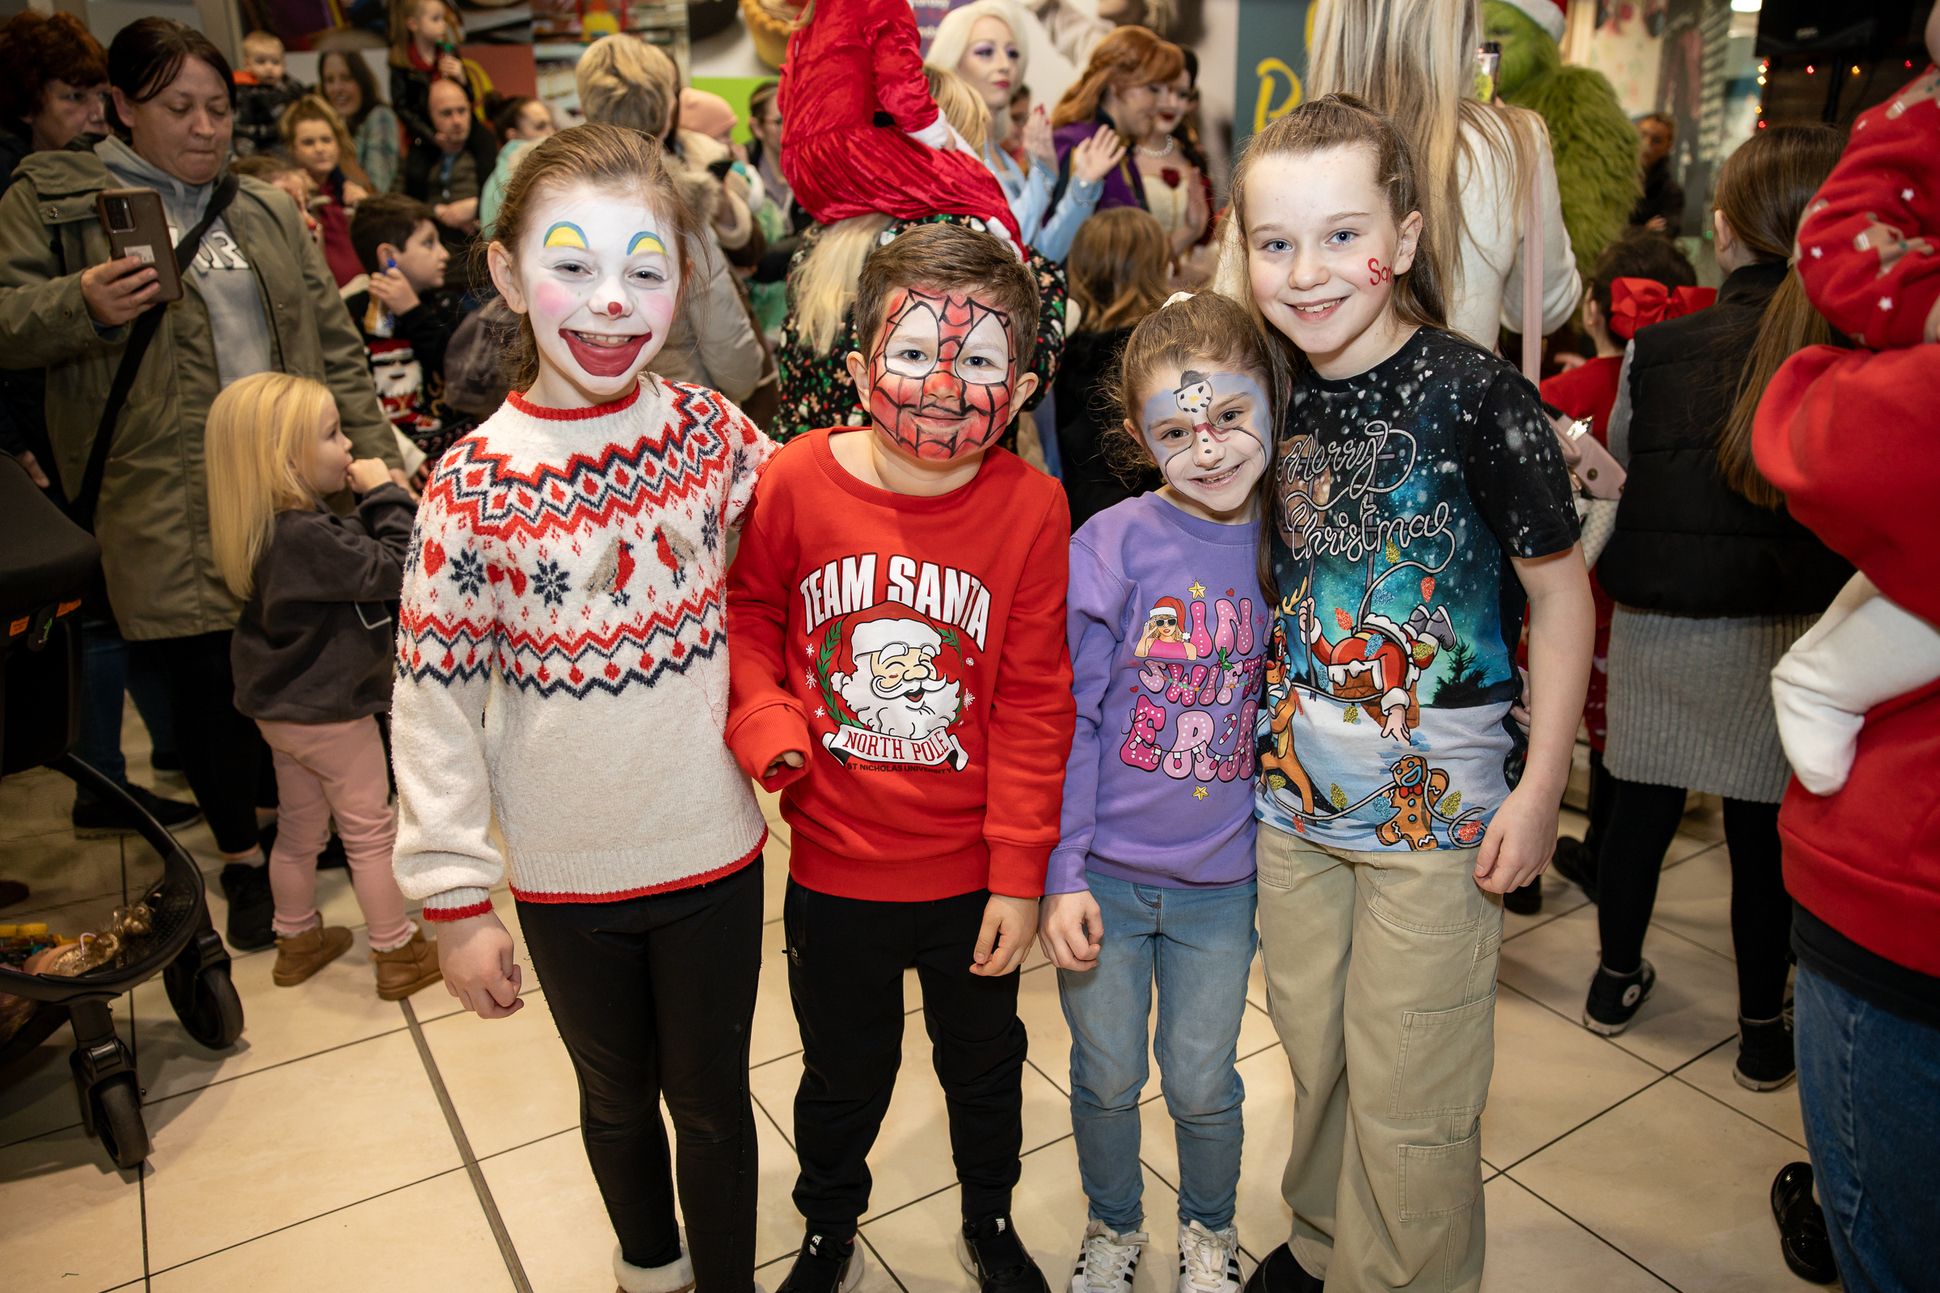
[1367,258,1393,286]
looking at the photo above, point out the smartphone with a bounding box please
[96,188,183,304]
[1476,42,1503,104]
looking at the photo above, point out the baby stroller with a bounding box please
[0,456,243,1169]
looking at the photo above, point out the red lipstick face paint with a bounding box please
[561,328,653,377]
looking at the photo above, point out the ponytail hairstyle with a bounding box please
[1067,206,1171,333]
[1228,94,1448,368]
[1713,124,1844,508]
[479,123,701,392]
[206,373,337,600]
[1103,291,1290,600]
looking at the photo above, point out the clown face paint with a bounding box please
[1137,363,1271,522]
[490,182,681,408]
[862,288,1021,462]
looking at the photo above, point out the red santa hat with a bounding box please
[1500,0,1565,41]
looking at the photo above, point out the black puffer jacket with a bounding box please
[1598,261,1849,616]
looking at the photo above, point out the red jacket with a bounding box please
[1755,343,1940,977]
[726,431,1074,901]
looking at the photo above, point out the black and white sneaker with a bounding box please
[1067,1220,1146,1293]
[777,1232,864,1293]
[1582,959,1656,1036]
[1177,1221,1241,1293]
[958,1215,1051,1293]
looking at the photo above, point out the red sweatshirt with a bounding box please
[726,431,1075,902]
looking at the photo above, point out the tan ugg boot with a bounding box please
[272,924,353,986]
[371,929,442,1001]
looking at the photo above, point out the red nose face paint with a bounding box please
[605,299,624,317]
[865,288,1018,462]
[1367,258,1393,286]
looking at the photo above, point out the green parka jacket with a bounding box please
[0,145,401,640]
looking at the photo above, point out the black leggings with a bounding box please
[1594,776,1790,1020]
[518,858,765,1290]
[123,630,265,854]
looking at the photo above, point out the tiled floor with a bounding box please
[0,727,1820,1292]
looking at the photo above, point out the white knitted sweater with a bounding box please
[390,376,776,920]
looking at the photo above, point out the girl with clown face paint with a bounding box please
[1038,291,1282,1283]
[390,125,779,1292]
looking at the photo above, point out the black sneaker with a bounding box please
[1241,1243,1324,1293]
[219,861,276,952]
[73,783,203,837]
[777,1232,864,1293]
[1735,1015,1797,1092]
[1551,836,1599,904]
[1583,959,1655,1036]
[958,1215,1051,1293]
[1503,875,1543,915]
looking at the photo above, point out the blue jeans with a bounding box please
[1795,964,1940,1293]
[76,616,176,790]
[1058,870,1256,1232]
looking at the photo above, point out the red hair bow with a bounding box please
[1607,277,1718,339]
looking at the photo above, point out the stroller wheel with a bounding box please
[89,1073,149,1170]
[164,956,244,1050]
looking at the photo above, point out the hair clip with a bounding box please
[1163,291,1195,308]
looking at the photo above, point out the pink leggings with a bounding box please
[256,717,413,951]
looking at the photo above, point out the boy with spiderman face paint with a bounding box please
[727,222,1076,1287]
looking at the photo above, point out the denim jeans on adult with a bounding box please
[1794,963,1940,1293]
[1058,869,1256,1233]
[76,615,176,789]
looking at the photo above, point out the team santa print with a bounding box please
[488,185,680,406]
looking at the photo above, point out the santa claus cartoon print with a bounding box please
[1297,600,1458,741]
[819,607,971,770]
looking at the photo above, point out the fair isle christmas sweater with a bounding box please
[391,377,776,921]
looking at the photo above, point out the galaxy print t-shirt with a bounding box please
[1255,327,1578,852]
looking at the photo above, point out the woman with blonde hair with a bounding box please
[205,371,439,999]
[1050,25,1184,216]
[927,0,1123,262]
[1301,0,1579,349]
[573,32,768,405]
[280,94,371,288]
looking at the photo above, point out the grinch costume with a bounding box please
[1485,0,1640,281]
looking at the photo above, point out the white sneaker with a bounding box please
[1176,1221,1241,1293]
[1069,1219,1148,1293]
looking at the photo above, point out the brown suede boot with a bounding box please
[371,929,442,1001]
[272,924,354,986]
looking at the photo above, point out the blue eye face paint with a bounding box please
[627,230,667,257]
[542,221,588,250]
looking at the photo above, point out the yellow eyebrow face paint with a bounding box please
[542,221,589,250]
[628,230,668,257]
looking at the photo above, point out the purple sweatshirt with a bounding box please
[1050,492,1269,893]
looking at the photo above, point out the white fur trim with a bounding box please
[1499,0,1565,40]
[614,1245,695,1293]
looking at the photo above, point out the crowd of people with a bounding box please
[0,3,1934,1293]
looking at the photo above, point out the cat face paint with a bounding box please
[864,288,1018,462]
[1138,365,1271,520]
[494,184,680,407]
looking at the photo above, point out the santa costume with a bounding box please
[778,0,1024,248]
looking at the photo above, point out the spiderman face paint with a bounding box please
[1138,364,1271,522]
[863,288,1019,462]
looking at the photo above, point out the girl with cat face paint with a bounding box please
[391,125,779,1292]
[1039,291,1282,1284]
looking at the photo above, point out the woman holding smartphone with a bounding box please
[0,18,400,954]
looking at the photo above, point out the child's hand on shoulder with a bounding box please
[1038,889,1103,972]
[1472,782,1560,895]
[435,910,525,1019]
[347,458,393,494]
[971,894,1038,976]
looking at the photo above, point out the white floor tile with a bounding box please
[1478,1175,1672,1292]
[1482,986,1662,1168]
[1496,904,1739,1072]
[419,987,580,1159]
[1675,1043,1809,1150]
[1507,1078,1804,1292]
[139,1029,460,1271]
[0,1122,144,1291]
[1650,846,1735,961]
[147,1168,513,1292]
